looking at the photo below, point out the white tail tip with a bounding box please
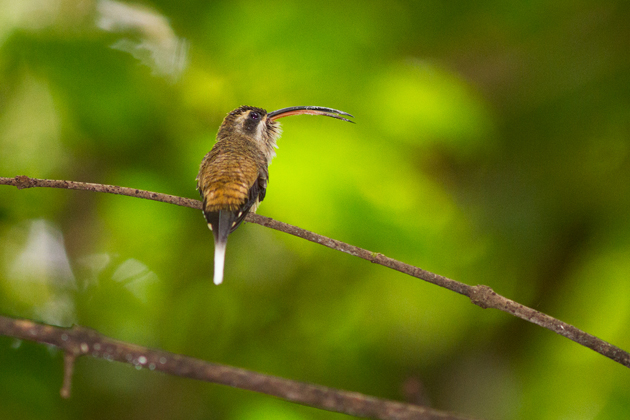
[213,242,226,285]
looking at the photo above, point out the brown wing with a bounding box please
[229,170,268,233]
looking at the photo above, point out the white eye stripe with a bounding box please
[255,119,267,141]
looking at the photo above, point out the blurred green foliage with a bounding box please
[1,0,630,419]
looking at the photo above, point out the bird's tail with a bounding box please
[209,210,235,285]
[213,240,227,285]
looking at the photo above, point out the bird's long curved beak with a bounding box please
[267,106,354,123]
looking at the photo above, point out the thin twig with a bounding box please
[1,175,629,369]
[60,352,76,398]
[0,315,476,420]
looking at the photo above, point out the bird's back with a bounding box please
[197,136,266,212]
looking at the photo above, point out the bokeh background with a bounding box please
[1,1,630,419]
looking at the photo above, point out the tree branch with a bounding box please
[2,175,629,370]
[0,315,475,420]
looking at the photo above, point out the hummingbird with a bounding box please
[197,105,354,284]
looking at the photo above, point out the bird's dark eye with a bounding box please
[250,112,260,120]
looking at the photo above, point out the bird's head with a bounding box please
[217,105,354,160]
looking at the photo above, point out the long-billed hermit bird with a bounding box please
[197,105,354,285]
